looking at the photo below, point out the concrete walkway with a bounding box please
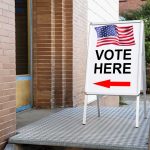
[16,108,63,129]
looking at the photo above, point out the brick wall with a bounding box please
[119,0,146,14]
[33,0,73,108]
[0,0,16,149]
[73,0,88,106]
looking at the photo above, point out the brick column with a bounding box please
[33,0,73,108]
[0,0,16,149]
[33,0,87,108]
[33,0,52,108]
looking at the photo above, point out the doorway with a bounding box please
[15,0,32,112]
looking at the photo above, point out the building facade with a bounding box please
[33,0,119,108]
[0,0,119,149]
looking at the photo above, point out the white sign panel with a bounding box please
[85,21,144,96]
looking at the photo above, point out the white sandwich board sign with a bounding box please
[85,20,145,95]
[83,20,147,127]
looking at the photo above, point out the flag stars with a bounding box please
[95,25,117,38]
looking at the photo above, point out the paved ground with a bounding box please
[16,108,63,129]
[11,95,150,150]
[16,95,150,129]
[10,101,150,150]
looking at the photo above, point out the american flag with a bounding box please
[95,25,135,47]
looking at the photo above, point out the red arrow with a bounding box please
[94,79,131,88]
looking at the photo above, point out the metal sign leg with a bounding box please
[144,91,147,119]
[83,95,88,125]
[97,95,100,117]
[135,95,140,128]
